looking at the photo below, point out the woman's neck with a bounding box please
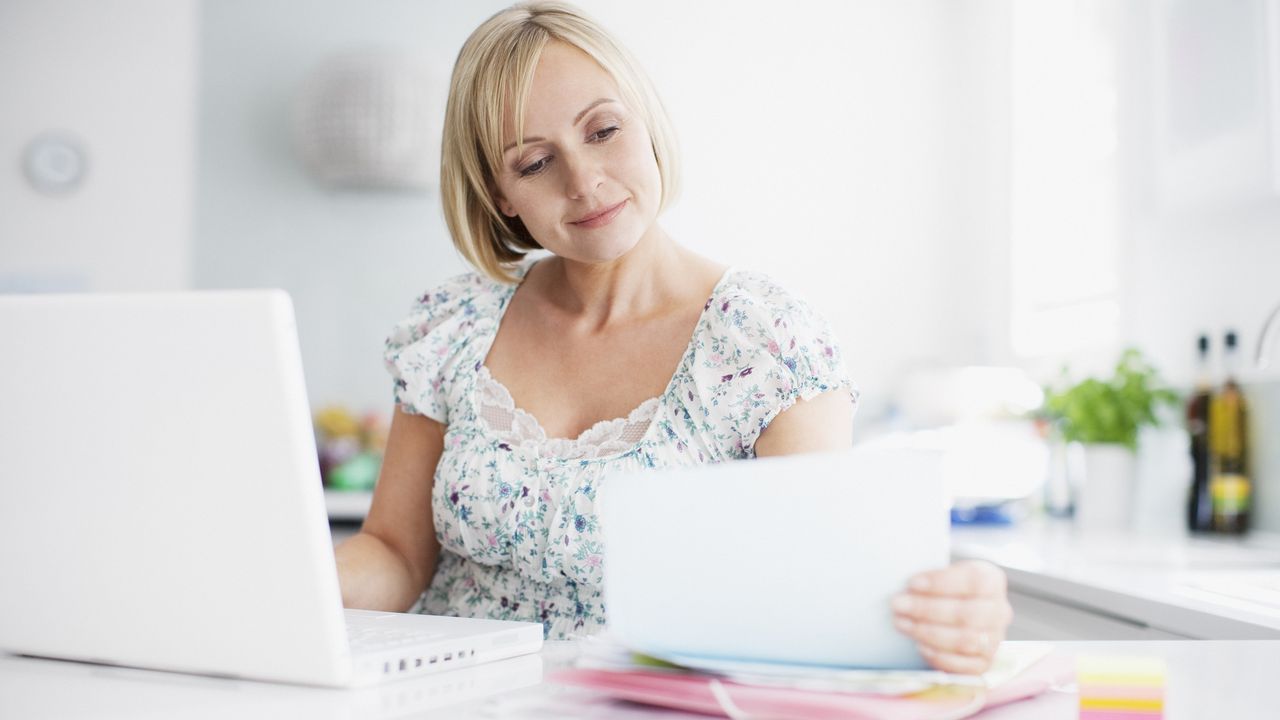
[532,224,701,330]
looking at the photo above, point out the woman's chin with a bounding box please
[560,237,645,266]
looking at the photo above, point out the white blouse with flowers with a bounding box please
[383,264,857,639]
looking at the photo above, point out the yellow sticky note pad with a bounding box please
[1076,655,1166,718]
[1076,655,1166,685]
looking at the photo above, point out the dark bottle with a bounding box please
[1187,334,1213,532]
[1209,330,1250,534]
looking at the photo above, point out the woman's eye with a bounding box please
[519,157,550,177]
[590,126,620,142]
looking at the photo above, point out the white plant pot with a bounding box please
[1074,443,1137,531]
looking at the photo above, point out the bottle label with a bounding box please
[1211,474,1251,515]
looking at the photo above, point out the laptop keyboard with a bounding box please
[345,614,447,652]
[347,625,446,651]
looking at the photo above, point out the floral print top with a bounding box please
[383,264,858,639]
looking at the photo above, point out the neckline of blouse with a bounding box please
[467,261,738,462]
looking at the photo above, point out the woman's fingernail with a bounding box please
[909,576,931,591]
[891,595,913,613]
[894,617,915,632]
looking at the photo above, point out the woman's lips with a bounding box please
[570,199,627,228]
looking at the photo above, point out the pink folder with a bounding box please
[550,653,1073,719]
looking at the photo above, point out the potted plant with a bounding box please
[1041,349,1180,530]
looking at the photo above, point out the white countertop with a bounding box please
[324,490,372,522]
[952,516,1280,638]
[4,639,1279,719]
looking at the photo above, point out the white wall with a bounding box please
[1116,0,1280,387]
[195,0,489,418]
[0,0,196,292]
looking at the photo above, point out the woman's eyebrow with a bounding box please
[573,97,617,124]
[502,98,619,153]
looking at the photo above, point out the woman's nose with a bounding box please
[563,152,604,200]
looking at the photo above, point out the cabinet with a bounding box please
[1006,589,1189,641]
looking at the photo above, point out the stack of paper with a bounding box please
[549,635,1068,720]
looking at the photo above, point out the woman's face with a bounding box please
[492,41,662,265]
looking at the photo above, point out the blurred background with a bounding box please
[3,0,1279,530]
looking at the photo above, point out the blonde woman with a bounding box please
[336,1,1012,674]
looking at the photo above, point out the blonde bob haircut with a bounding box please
[441,1,681,284]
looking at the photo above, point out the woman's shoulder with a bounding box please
[682,267,855,452]
[709,268,829,329]
[408,269,513,317]
[387,270,514,346]
[383,268,518,421]
[698,267,847,383]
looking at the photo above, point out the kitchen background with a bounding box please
[3,0,1279,529]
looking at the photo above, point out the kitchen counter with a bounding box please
[952,516,1280,640]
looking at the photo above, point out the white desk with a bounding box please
[3,639,1279,719]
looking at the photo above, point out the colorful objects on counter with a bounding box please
[314,405,386,491]
[315,406,361,439]
[1076,655,1165,719]
[328,451,381,492]
[950,503,1016,526]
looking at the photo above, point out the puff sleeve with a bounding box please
[383,273,490,424]
[702,272,859,453]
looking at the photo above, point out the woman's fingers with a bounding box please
[917,645,993,675]
[891,593,1013,629]
[891,561,1014,674]
[907,560,1007,598]
[893,617,996,658]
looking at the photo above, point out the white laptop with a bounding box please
[0,290,542,687]
[600,448,949,670]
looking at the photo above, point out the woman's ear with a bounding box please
[488,184,517,218]
[496,196,517,218]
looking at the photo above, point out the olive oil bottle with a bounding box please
[1186,334,1213,532]
[1209,331,1250,534]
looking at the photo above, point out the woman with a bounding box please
[335,1,1012,675]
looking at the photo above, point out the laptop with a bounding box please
[0,290,542,687]
[599,447,949,670]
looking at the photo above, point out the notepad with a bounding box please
[1077,655,1166,719]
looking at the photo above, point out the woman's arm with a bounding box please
[754,389,854,457]
[334,408,444,611]
[755,390,1012,675]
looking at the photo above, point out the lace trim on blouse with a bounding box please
[475,366,659,460]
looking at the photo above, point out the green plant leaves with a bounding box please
[1041,348,1181,450]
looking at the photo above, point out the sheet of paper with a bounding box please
[577,634,1054,696]
[600,448,951,670]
